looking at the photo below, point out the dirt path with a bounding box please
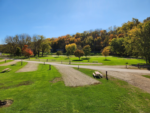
[16,62,38,73]
[0,60,19,66]
[98,70,150,93]
[0,59,5,62]
[54,65,100,87]
[13,60,150,93]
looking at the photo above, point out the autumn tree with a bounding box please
[127,21,150,63]
[65,43,77,57]
[83,45,91,58]
[102,47,110,60]
[74,49,84,60]
[22,45,33,57]
[56,51,62,57]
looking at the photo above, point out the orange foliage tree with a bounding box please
[22,45,33,57]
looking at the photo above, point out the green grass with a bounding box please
[142,75,150,79]
[0,60,13,64]
[0,63,150,112]
[26,55,146,65]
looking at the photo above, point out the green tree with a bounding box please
[65,43,77,57]
[74,49,84,60]
[56,51,62,57]
[128,21,150,63]
[83,45,91,58]
[110,38,125,56]
[41,40,51,57]
[15,47,21,56]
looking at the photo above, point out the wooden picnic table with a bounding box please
[94,71,103,78]
[1,68,11,73]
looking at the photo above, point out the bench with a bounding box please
[93,73,96,78]
[1,68,11,73]
[93,71,103,78]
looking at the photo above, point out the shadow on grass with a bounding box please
[65,58,70,60]
[54,56,59,58]
[103,59,111,61]
[131,63,150,70]
[72,59,83,61]
[81,58,90,60]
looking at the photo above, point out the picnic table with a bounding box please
[93,71,103,78]
[1,68,11,73]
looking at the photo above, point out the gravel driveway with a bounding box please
[54,65,100,87]
[0,59,5,62]
[0,60,19,66]
[16,62,38,73]
[98,70,150,93]
[13,60,150,93]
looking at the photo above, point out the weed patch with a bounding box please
[0,100,13,108]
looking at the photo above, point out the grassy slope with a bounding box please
[28,56,146,65]
[0,63,150,112]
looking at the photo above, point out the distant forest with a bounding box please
[0,17,150,62]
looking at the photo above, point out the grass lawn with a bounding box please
[0,63,150,112]
[25,55,146,66]
[0,60,13,64]
[142,75,150,79]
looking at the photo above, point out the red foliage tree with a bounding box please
[22,45,33,57]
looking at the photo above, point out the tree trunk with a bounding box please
[42,51,43,57]
[148,57,150,64]
[145,56,148,64]
[38,50,39,57]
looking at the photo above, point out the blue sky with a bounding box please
[0,0,150,44]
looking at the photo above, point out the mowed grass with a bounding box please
[27,55,146,65]
[142,75,150,79]
[0,63,150,112]
[0,60,13,64]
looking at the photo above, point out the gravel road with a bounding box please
[54,65,100,87]
[0,59,5,62]
[13,60,150,93]
[16,62,38,73]
[0,60,19,66]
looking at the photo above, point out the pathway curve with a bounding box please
[14,60,150,93]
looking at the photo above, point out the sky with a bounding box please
[0,0,150,44]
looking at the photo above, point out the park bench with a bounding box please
[1,68,11,73]
[93,71,103,78]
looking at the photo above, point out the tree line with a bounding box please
[0,17,150,63]
[0,35,51,57]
